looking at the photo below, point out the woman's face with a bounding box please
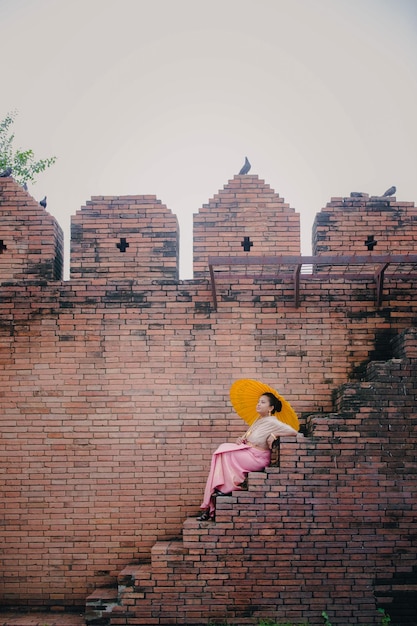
[256,394,273,417]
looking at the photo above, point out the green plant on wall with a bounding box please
[321,612,332,626]
[377,608,392,625]
[0,110,56,186]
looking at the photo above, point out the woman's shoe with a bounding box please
[196,509,212,521]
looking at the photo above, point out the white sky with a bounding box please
[1,0,417,278]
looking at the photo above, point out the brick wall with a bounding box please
[0,176,416,623]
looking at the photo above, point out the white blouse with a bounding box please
[245,415,298,449]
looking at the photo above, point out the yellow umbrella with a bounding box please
[230,379,299,430]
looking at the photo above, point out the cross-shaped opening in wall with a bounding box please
[0,240,7,254]
[364,235,377,251]
[116,238,129,253]
[241,236,253,252]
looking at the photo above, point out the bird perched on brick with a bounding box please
[239,157,251,175]
[0,167,12,177]
[40,196,47,208]
[382,185,396,197]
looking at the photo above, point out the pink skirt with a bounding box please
[200,443,271,514]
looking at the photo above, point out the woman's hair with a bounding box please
[262,392,282,414]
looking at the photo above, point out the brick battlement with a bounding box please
[0,178,63,281]
[70,194,179,280]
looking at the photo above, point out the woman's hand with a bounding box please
[267,433,277,449]
[236,436,245,445]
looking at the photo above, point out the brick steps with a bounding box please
[84,442,308,626]
[85,472,274,626]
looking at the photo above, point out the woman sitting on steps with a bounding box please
[197,379,300,521]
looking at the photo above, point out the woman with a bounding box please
[197,390,299,521]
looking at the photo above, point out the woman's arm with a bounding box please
[266,422,300,449]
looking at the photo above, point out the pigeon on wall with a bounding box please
[40,196,47,208]
[382,186,396,197]
[239,157,251,175]
[0,167,12,177]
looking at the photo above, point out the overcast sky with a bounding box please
[1,0,417,278]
